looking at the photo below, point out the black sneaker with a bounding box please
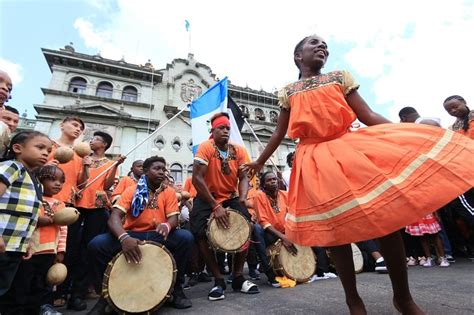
[208,285,225,301]
[40,304,62,315]
[86,297,110,315]
[168,287,192,309]
[67,296,87,311]
[248,268,260,280]
[188,273,199,287]
[197,271,212,282]
[375,259,388,273]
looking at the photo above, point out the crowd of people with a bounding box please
[0,33,473,315]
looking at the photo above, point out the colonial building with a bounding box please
[34,43,296,181]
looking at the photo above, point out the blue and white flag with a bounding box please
[190,77,245,154]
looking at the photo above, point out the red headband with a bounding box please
[211,115,230,129]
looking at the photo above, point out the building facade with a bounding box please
[34,44,296,181]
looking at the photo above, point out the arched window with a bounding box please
[255,108,265,121]
[187,164,193,177]
[170,163,183,184]
[240,105,249,118]
[122,86,138,102]
[68,77,87,94]
[96,81,113,98]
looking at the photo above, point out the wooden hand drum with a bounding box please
[102,241,177,314]
[267,239,316,283]
[207,208,251,253]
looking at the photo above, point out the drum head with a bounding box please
[208,209,251,253]
[104,242,176,313]
[278,243,316,283]
[351,243,364,274]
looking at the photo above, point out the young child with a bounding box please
[6,165,68,315]
[245,34,473,315]
[0,131,52,313]
[406,213,449,267]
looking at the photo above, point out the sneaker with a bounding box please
[168,287,192,309]
[422,257,434,267]
[226,274,233,284]
[418,256,427,266]
[309,274,329,282]
[407,256,417,266]
[248,268,261,280]
[375,259,388,273]
[67,296,87,311]
[323,272,338,279]
[439,256,450,267]
[208,285,225,301]
[187,273,199,287]
[40,304,62,315]
[267,278,281,288]
[197,271,212,282]
[446,254,456,263]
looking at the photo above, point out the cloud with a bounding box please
[73,0,474,127]
[0,58,23,85]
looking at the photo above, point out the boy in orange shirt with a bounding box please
[191,113,258,301]
[110,159,143,203]
[63,131,125,311]
[87,156,193,311]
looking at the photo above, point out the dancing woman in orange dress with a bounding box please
[245,35,474,315]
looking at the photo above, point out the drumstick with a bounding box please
[77,105,189,193]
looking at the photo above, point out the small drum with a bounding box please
[267,239,316,283]
[207,208,252,253]
[351,243,364,274]
[102,241,177,314]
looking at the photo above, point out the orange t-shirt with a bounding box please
[111,176,138,202]
[76,158,115,209]
[246,187,259,221]
[194,140,248,203]
[115,184,180,232]
[49,142,82,205]
[254,190,288,234]
[33,196,67,254]
[183,177,197,199]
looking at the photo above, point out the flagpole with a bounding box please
[242,118,288,186]
[77,105,189,193]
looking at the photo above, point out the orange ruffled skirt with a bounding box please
[286,124,474,247]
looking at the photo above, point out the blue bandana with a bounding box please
[131,175,148,217]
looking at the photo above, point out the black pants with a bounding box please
[57,207,108,298]
[0,252,23,297]
[0,254,55,315]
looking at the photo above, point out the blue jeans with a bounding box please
[88,229,194,291]
[252,224,278,274]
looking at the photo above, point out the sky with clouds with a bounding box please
[1,0,473,126]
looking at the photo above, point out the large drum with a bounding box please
[102,242,177,314]
[207,208,252,253]
[267,239,316,283]
[351,243,364,274]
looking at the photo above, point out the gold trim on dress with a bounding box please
[287,129,454,223]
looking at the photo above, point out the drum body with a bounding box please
[351,243,364,274]
[207,208,251,253]
[267,240,316,283]
[103,241,177,314]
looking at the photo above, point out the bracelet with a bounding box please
[119,234,130,243]
[117,232,128,241]
[162,222,171,233]
[212,204,221,211]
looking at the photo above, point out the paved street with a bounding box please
[62,258,473,315]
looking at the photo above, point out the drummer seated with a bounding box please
[87,156,194,311]
[252,171,298,287]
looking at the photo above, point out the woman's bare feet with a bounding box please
[347,297,367,315]
[393,297,425,315]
